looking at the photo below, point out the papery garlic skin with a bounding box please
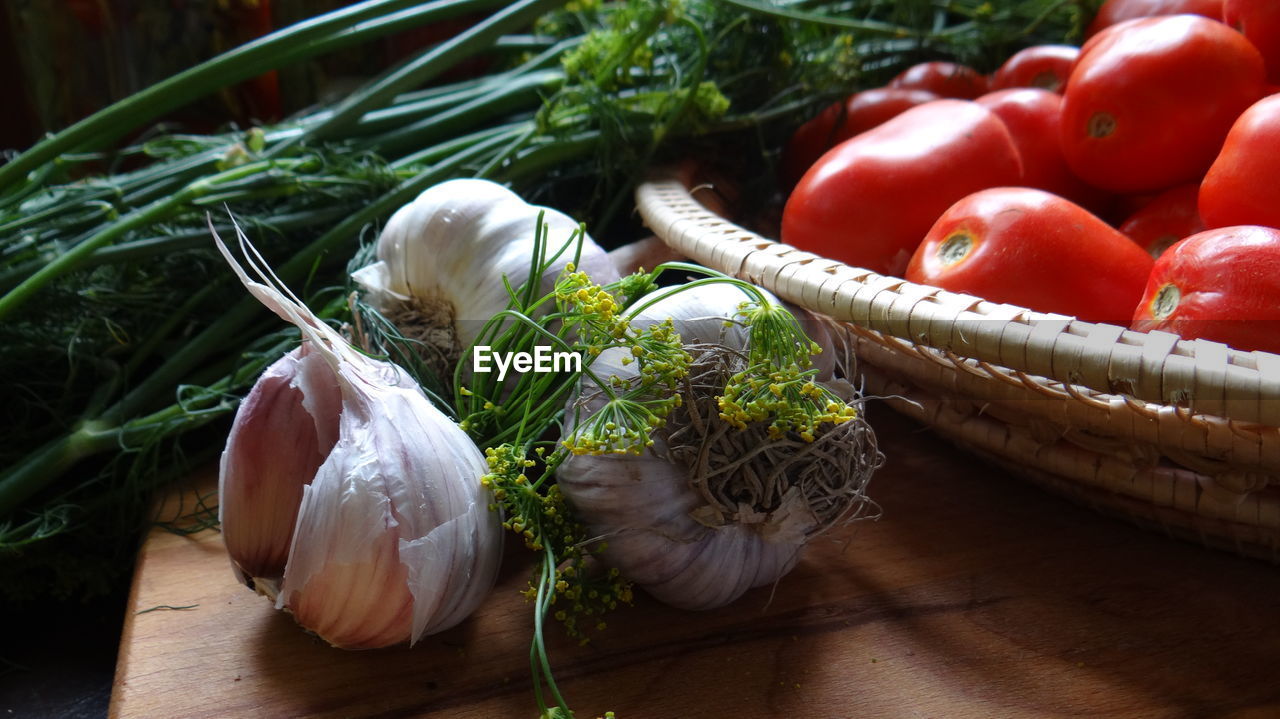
[558,283,817,611]
[278,358,502,648]
[354,178,620,348]
[219,344,340,581]
[627,281,761,348]
[558,433,804,611]
[216,225,502,649]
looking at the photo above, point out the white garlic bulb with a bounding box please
[626,281,760,347]
[216,224,502,649]
[557,282,878,611]
[353,178,620,350]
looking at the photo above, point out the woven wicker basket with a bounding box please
[635,167,1280,562]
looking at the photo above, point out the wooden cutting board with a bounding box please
[109,409,1280,718]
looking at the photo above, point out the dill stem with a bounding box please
[0,362,259,521]
[0,0,510,194]
[1,36,561,284]
[0,157,182,235]
[719,0,923,35]
[0,208,352,294]
[0,426,117,519]
[102,129,519,426]
[94,208,351,265]
[303,78,510,139]
[284,0,566,148]
[366,71,564,158]
[120,285,226,388]
[0,94,493,253]
[0,129,519,516]
[531,545,571,714]
[0,159,312,322]
[498,132,605,184]
[623,273,766,326]
[295,36,578,140]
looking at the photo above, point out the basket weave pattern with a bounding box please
[635,171,1280,561]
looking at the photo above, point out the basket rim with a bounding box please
[635,167,1280,429]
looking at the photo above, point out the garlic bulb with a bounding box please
[627,281,760,347]
[607,235,686,276]
[219,344,339,582]
[353,178,620,356]
[216,224,502,649]
[557,282,880,611]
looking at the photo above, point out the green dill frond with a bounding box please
[481,442,634,643]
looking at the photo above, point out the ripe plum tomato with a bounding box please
[888,61,989,99]
[990,45,1079,93]
[1085,0,1223,38]
[781,100,1022,278]
[1200,94,1280,230]
[1224,0,1280,84]
[1061,15,1265,193]
[1131,225,1280,354]
[1118,183,1204,257]
[974,88,1105,208]
[905,187,1154,324]
[780,87,939,189]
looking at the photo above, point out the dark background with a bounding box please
[1,589,127,718]
[2,7,118,718]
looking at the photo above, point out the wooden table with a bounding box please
[109,407,1280,718]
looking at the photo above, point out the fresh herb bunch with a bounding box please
[1,0,1084,601]
[360,206,867,716]
[717,300,857,440]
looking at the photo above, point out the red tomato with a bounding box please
[1118,183,1205,257]
[782,100,1022,277]
[838,88,940,135]
[1061,15,1266,193]
[1225,1,1280,86]
[974,88,1106,209]
[888,62,989,99]
[906,187,1154,323]
[780,87,939,189]
[1200,94,1280,230]
[1131,225,1280,353]
[990,45,1080,93]
[1085,0,1223,38]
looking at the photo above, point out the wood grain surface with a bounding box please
[109,407,1280,719]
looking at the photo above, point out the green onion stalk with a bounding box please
[0,0,1082,601]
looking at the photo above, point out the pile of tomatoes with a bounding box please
[780,0,1280,355]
